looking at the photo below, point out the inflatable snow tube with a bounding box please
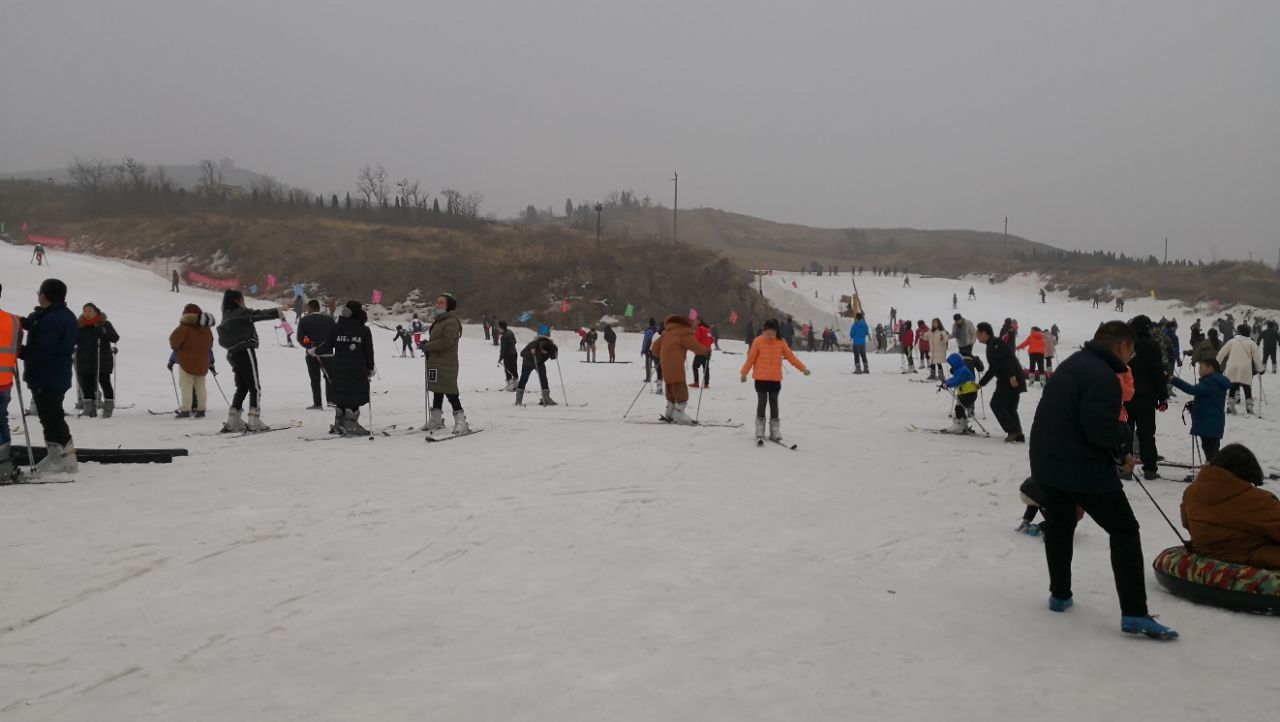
[1152,546,1280,615]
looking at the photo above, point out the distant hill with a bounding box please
[1,158,281,192]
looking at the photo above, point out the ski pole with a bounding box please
[555,357,568,406]
[1133,472,1193,552]
[169,366,181,409]
[210,369,230,406]
[694,378,705,423]
[423,353,430,430]
[623,379,649,418]
[13,363,38,474]
[367,387,375,440]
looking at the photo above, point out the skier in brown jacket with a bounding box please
[648,314,707,424]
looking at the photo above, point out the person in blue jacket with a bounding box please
[640,318,659,383]
[537,321,550,337]
[941,352,980,434]
[849,312,870,374]
[1171,356,1230,462]
[19,279,79,473]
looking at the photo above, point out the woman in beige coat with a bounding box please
[924,318,950,380]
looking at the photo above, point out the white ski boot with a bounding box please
[755,418,766,441]
[515,389,525,406]
[944,416,968,434]
[245,407,269,432]
[102,399,114,419]
[669,402,695,425]
[504,379,517,392]
[768,418,783,442]
[222,408,247,432]
[1246,399,1255,415]
[452,410,470,434]
[424,408,445,431]
[1227,397,1238,415]
[661,401,675,421]
[34,439,77,474]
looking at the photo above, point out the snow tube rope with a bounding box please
[1152,546,1280,615]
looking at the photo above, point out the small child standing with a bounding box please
[1171,357,1231,462]
[941,352,979,434]
[276,318,295,347]
[740,318,811,442]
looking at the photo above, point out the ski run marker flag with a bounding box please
[560,299,570,313]
[267,274,277,289]
[624,303,634,317]
[729,310,739,324]
[689,308,698,321]
[372,289,383,305]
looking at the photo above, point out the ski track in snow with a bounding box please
[1,244,1277,721]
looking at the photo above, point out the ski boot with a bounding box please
[515,389,525,406]
[1246,399,1255,415]
[194,409,206,419]
[1121,615,1178,640]
[452,410,470,434]
[102,399,114,419]
[424,408,446,431]
[1016,520,1040,536]
[175,410,192,418]
[342,408,369,436]
[755,418,766,442]
[768,418,783,442]
[539,389,557,406]
[661,402,675,422]
[34,439,77,475]
[669,402,694,425]
[222,408,247,433]
[245,407,269,432]
[1227,397,1238,415]
[1048,595,1073,613]
[504,379,517,392]
[82,398,98,418]
[0,444,22,484]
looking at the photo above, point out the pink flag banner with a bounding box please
[728,310,739,324]
[186,271,241,290]
[27,234,69,248]
[267,274,277,289]
[559,299,570,313]
[371,289,383,305]
[689,308,698,321]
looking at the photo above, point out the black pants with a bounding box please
[990,387,1022,435]
[1200,436,1221,462]
[306,354,331,406]
[645,354,662,382]
[1028,353,1045,380]
[852,344,868,368]
[958,344,973,357]
[755,380,781,419]
[1230,382,1252,401]
[1263,347,1276,367]
[33,389,71,446]
[230,348,260,410]
[401,338,414,356]
[692,355,710,384]
[432,392,462,412]
[76,368,114,401]
[955,391,977,419]
[518,357,548,391]
[1126,398,1159,472]
[502,353,518,382]
[1046,356,1054,371]
[1038,483,1148,618]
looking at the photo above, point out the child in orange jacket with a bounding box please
[1017,327,1047,383]
[740,318,811,442]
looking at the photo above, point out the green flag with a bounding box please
[624,303,634,317]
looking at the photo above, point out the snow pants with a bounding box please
[645,354,662,383]
[502,353,518,382]
[989,387,1022,435]
[178,368,207,413]
[1230,382,1253,401]
[851,344,868,369]
[1038,483,1148,618]
[1126,397,1159,473]
[664,381,689,403]
[1028,353,1045,380]
[229,347,260,410]
[954,391,977,420]
[692,354,710,385]
[518,357,548,391]
[306,354,331,406]
[76,369,114,402]
[1200,436,1221,463]
[33,389,70,446]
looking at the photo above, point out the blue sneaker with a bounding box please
[1121,615,1178,640]
[1048,595,1073,612]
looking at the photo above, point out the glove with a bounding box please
[803,369,811,376]
[740,375,747,383]
[1158,402,1168,412]
[167,362,175,371]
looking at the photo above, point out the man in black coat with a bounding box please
[313,301,374,435]
[297,300,336,409]
[19,279,79,473]
[1029,321,1177,639]
[977,322,1026,442]
[498,321,518,391]
[1126,315,1169,479]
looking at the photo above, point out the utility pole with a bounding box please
[1004,216,1008,254]
[594,203,603,250]
[672,171,679,244]
[1164,237,1168,265]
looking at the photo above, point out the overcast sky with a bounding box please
[2,1,1277,261]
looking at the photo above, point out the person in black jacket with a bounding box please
[498,321,518,390]
[516,336,558,406]
[977,322,1026,442]
[216,290,281,432]
[19,279,79,473]
[1126,315,1169,479]
[74,302,120,418]
[297,300,336,409]
[1029,321,1177,639]
[313,301,374,435]
[603,324,618,363]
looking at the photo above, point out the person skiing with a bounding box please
[874,324,887,353]
[32,243,46,266]
[941,352,979,434]
[967,286,976,301]
[171,269,180,293]
[481,314,491,342]
[924,318,950,380]
[297,299,336,409]
[1260,320,1278,374]
[1042,326,1057,375]
[740,318,810,442]
[915,320,930,373]
[951,313,977,356]
[849,313,869,374]
[1171,357,1230,462]
[393,325,415,358]
[75,303,120,418]
[18,279,78,474]
[1050,323,1060,343]
[641,318,659,383]
[410,314,425,348]
[292,294,305,324]
[313,300,375,435]
[216,289,281,432]
[902,274,911,288]
[1029,320,1177,640]
[537,321,550,337]
[168,303,215,418]
[498,321,518,391]
[691,319,714,388]
[711,324,721,351]
[1127,315,1169,479]
[1017,326,1047,384]
[952,293,958,310]
[0,283,24,481]
[978,322,1026,442]
[1191,327,1221,365]
[424,293,468,434]
[899,320,916,372]
[1040,288,1047,304]
[805,324,816,352]
[1217,323,1264,415]
[515,335,558,406]
[649,314,707,424]
[603,324,617,363]
[780,316,795,349]
[584,327,598,362]
[276,317,295,347]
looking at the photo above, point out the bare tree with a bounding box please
[67,157,112,194]
[197,159,222,197]
[396,177,420,208]
[440,188,483,218]
[357,164,389,207]
[150,165,173,191]
[115,156,148,190]
[252,174,284,201]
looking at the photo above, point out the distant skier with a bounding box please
[952,293,958,310]
[1017,326,1048,384]
[312,301,375,436]
[410,314,425,348]
[423,293,468,434]
[31,243,46,266]
[967,286,976,300]
[923,318,950,380]
[515,335,558,406]
[217,290,281,432]
[75,302,119,418]
[537,321,550,337]
[297,299,336,409]
[603,324,617,363]
[902,275,911,288]
[1260,320,1278,373]
[710,324,721,351]
[691,319,714,388]
[276,317,295,347]
[740,318,809,443]
[874,324,887,354]
[171,269,180,293]
[584,328,598,362]
[899,321,916,372]
[849,313,870,374]
[650,314,707,424]
[641,318,660,383]
[951,313,977,356]
[1040,288,1047,304]
[393,325,415,357]
[1043,327,1057,374]
[498,321,518,390]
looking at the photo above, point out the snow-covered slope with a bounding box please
[2,243,1276,721]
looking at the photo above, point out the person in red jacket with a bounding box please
[899,320,916,373]
[1017,326,1048,383]
[691,319,715,388]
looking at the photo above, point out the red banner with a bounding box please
[729,310,739,324]
[559,299,569,313]
[27,234,69,248]
[186,271,241,290]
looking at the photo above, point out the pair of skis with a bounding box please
[904,424,992,438]
[757,437,797,450]
[626,416,743,429]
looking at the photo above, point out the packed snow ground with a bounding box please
[2,242,1277,721]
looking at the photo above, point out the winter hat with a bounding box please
[183,303,202,315]
[442,293,458,312]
